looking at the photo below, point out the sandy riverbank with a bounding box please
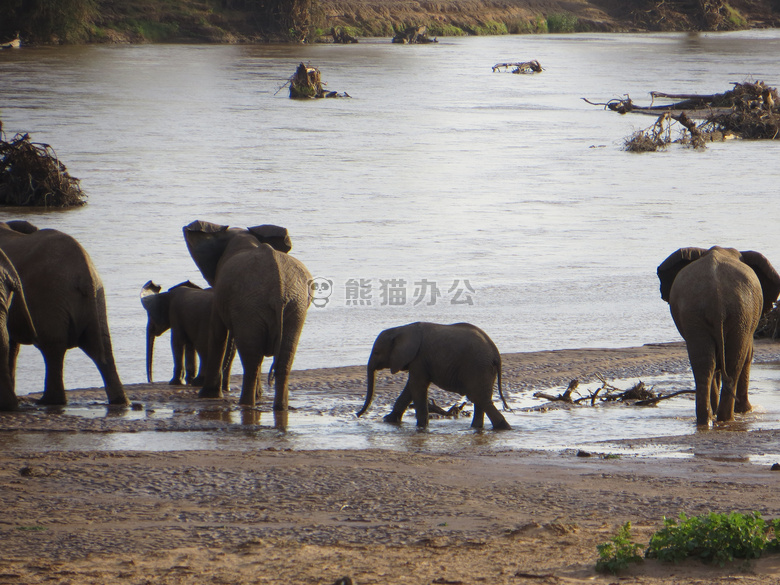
[2,340,780,584]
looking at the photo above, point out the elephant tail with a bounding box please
[267,302,285,386]
[495,356,512,411]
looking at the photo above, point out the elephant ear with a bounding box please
[140,282,172,330]
[183,221,232,286]
[740,251,780,315]
[168,280,202,292]
[656,247,708,302]
[5,220,38,234]
[247,224,292,253]
[389,323,422,374]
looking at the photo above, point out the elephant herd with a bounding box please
[1,218,780,429]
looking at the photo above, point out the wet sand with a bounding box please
[3,341,780,584]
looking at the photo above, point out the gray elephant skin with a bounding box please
[657,246,780,425]
[358,321,511,429]
[183,220,312,408]
[0,248,36,410]
[140,280,235,388]
[0,221,128,406]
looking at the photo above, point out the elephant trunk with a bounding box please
[357,362,377,417]
[146,322,156,383]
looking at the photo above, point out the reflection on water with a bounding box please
[3,364,780,464]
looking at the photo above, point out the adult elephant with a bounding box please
[0,221,128,406]
[357,322,511,429]
[182,220,312,408]
[657,246,780,425]
[0,249,36,410]
[140,280,235,388]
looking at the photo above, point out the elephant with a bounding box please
[0,249,37,410]
[0,221,128,406]
[357,321,511,429]
[657,246,780,425]
[140,280,235,389]
[182,220,312,409]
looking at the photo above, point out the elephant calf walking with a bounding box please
[140,280,235,389]
[657,246,780,425]
[358,321,511,430]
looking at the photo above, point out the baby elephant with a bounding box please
[141,280,234,388]
[358,322,511,429]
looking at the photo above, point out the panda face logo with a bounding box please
[309,277,333,308]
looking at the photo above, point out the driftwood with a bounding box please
[586,81,780,150]
[286,63,350,99]
[534,375,693,408]
[1,35,20,49]
[331,27,358,44]
[392,26,437,44]
[492,60,543,74]
[0,124,87,207]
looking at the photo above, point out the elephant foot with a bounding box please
[0,398,19,411]
[108,396,130,406]
[37,394,67,406]
[191,376,204,386]
[199,386,223,399]
[383,412,403,424]
[491,419,511,431]
[169,378,185,386]
[735,400,752,414]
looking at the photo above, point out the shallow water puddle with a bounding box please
[3,364,780,463]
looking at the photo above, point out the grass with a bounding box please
[723,3,748,28]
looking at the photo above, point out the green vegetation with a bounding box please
[467,20,508,36]
[546,12,579,33]
[596,512,780,575]
[596,522,644,575]
[647,512,780,566]
[723,3,748,28]
[426,23,466,37]
[508,16,548,34]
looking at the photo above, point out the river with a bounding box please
[1,30,780,398]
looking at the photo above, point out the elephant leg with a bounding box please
[717,339,752,422]
[734,345,753,414]
[219,335,236,392]
[482,401,510,430]
[270,308,306,411]
[237,349,262,407]
[0,320,18,411]
[169,331,186,385]
[8,339,19,387]
[38,347,67,405]
[384,379,414,423]
[184,344,196,385]
[687,342,717,425]
[79,336,127,405]
[200,313,229,398]
[471,404,485,429]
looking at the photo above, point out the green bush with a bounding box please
[596,522,644,574]
[723,3,748,28]
[546,12,578,33]
[647,512,776,566]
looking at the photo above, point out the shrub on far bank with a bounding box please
[466,20,508,35]
[508,16,548,34]
[546,12,579,33]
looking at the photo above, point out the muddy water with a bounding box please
[2,32,780,458]
[3,364,780,463]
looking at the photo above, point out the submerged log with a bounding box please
[331,27,358,44]
[492,60,543,74]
